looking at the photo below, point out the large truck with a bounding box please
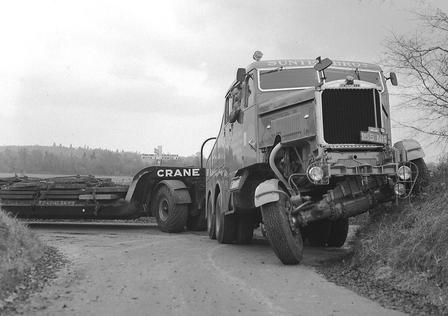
[205,53,427,264]
[0,166,206,232]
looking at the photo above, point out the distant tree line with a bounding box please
[0,145,201,176]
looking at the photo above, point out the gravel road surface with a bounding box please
[14,223,405,316]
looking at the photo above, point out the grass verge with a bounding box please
[321,157,448,314]
[0,209,44,305]
[353,190,448,310]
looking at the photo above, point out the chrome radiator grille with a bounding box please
[321,88,381,144]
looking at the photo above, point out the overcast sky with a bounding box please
[0,0,446,161]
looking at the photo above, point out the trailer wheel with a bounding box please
[306,220,332,247]
[235,215,254,244]
[327,218,349,247]
[207,197,216,239]
[154,186,188,233]
[215,193,236,244]
[261,197,303,265]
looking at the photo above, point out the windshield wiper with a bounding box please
[260,66,284,75]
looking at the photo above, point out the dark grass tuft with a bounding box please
[348,156,448,312]
[0,209,44,302]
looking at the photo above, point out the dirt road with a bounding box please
[16,223,404,316]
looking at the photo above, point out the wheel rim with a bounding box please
[158,199,169,221]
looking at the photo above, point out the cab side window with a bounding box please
[232,87,242,110]
[225,94,233,124]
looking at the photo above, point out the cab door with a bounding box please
[223,92,234,184]
[240,72,258,167]
[227,87,244,173]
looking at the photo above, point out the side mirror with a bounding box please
[314,57,333,72]
[229,108,241,124]
[389,72,398,86]
[236,68,246,83]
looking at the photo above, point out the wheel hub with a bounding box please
[159,199,169,221]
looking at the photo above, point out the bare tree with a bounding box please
[384,8,448,146]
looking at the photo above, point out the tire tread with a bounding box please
[154,186,188,233]
[261,201,303,265]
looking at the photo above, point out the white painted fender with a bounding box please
[254,179,281,208]
[394,139,425,162]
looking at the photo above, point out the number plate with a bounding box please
[360,131,388,144]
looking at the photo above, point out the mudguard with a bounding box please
[155,180,192,204]
[394,139,425,162]
[254,179,281,207]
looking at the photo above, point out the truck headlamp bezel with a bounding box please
[308,166,324,182]
[397,165,412,180]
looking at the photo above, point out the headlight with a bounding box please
[308,166,324,182]
[397,166,412,180]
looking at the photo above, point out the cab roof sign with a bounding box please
[248,59,382,71]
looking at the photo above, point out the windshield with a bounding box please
[258,67,318,91]
[325,67,383,90]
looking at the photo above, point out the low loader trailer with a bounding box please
[0,166,207,232]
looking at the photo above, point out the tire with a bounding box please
[411,158,429,194]
[306,220,332,247]
[261,197,303,265]
[187,203,207,231]
[215,193,236,244]
[235,215,254,244]
[207,197,216,239]
[327,218,349,247]
[153,186,188,233]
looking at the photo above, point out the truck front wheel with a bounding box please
[327,218,349,247]
[411,158,429,194]
[153,186,188,233]
[261,197,303,265]
[306,220,332,247]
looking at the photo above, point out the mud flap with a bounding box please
[254,179,281,208]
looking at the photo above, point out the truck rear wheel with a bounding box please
[207,197,216,239]
[216,193,236,244]
[153,186,188,233]
[235,215,254,244]
[306,220,332,247]
[327,218,349,247]
[261,197,303,265]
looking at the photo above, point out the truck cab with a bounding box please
[206,53,426,264]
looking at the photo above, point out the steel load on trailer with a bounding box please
[0,175,131,218]
[0,166,207,233]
